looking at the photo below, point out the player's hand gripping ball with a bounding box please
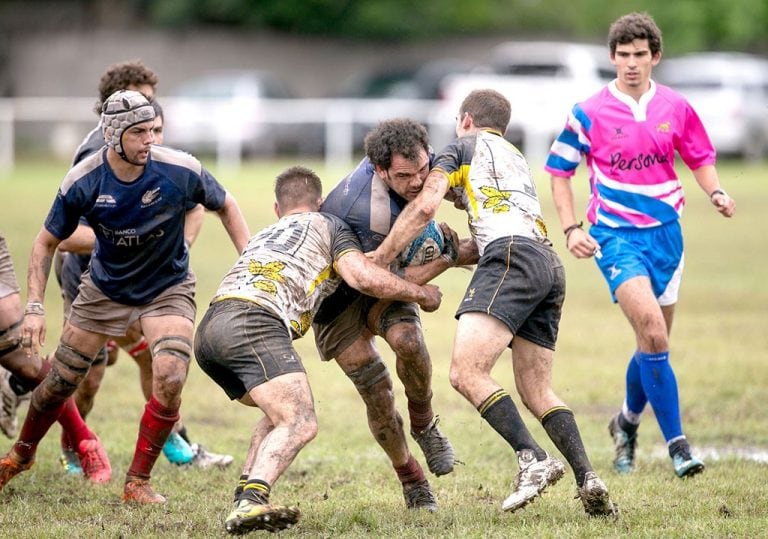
[398,220,445,267]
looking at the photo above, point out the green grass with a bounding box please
[0,156,766,538]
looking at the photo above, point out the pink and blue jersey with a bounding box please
[545,80,716,228]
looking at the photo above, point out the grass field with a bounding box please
[0,156,766,538]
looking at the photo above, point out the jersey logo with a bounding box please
[95,194,117,207]
[609,265,622,280]
[247,260,286,295]
[141,187,162,207]
[656,121,671,133]
[612,126,628,140]
[480,185,512,213]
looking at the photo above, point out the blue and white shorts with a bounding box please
[589,221,684,306]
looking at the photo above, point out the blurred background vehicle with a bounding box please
[164,69,323,157]
[655,52,768,160]
[435,41,614,160]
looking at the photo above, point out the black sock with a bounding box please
[617,413,639,438]
[177,425,191,444]
[478,389,545,460]
[541,407,592,487]
[233,474,249,502]
[668,438,690,459]
[241,479,271,505]
[9,373,33,395]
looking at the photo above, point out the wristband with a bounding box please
[24,302,45,316]
[709,189,726,200]
[563,222,583,239]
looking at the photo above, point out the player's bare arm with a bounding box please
[550,175,600,259]
[215,193,251,254]
[57,223,96,254]
[691,165,736,218]
[23,227,62,354]
[374,171,450,266]
[335,251,442,312]
[183,204,205,247]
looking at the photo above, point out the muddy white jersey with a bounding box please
[212,212,361,337]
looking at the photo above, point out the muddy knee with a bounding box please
[34,344,94,410]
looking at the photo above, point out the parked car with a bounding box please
[655,52,768,160]
[436,41,614,159]
[164,69,323,156]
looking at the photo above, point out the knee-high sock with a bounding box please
[637,351,683,442]
[12,360,60,461]
[126,395,180,480]
[541,407,592,487]
[624,351,648,416]
[478,389,545,460]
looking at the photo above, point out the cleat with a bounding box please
[190,443,234,469]
[122,478,167,504]
[162,432,194,465]
[224,499,300,534]
[608,414,637,474]
[410,416,455,476]
[77,437,112,484]
[60,447,84,475]
[402,479,438,512]
[672,452,705,478]
[0,368,29,439]
[576,471,619,518]
[0,450,33,491]
[502,449,565,512]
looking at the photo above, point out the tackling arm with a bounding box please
[373,170,449,266]
[335,251,442,312]
[215,193,251,254]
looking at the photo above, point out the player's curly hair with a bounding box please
[608,12,663,57]
[275,165,323,210]
[459,89,510,133]
[364,118,429,170]
[94,59,159,114]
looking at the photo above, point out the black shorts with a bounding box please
[456,236,565,351]
[194,299,306,400]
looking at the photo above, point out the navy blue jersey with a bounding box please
[320,157,409,252]
[314,157,411,322]
[71,124,105,167]
[45,145,226,305]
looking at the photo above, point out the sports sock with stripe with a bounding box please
[478,389,546,460]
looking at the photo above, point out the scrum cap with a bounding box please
[101,90,155,158]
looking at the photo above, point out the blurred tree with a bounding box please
[50,0,765,54]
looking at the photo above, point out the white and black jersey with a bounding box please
[212,212,362,338]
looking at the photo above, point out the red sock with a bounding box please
[14,400,64,461]
[57,398,95,448]
[127,395,180,480]
[407,395,434,433]
[394,455,425,485]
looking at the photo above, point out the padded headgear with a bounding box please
[101,89,155,159]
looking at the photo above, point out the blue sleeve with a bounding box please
[44,188,87,240]
[190,168,227,211]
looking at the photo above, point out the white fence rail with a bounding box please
[0,97,460,172]
[0,96,557,173]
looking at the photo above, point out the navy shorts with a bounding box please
[194,299,306,400]
[456,236,565,351]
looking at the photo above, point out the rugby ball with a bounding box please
[398,220,444,267]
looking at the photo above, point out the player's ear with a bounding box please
[274,201,281,218]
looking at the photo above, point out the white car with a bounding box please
[436,41,614,161]
[655,52,768,160]
[164,70,320,156]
